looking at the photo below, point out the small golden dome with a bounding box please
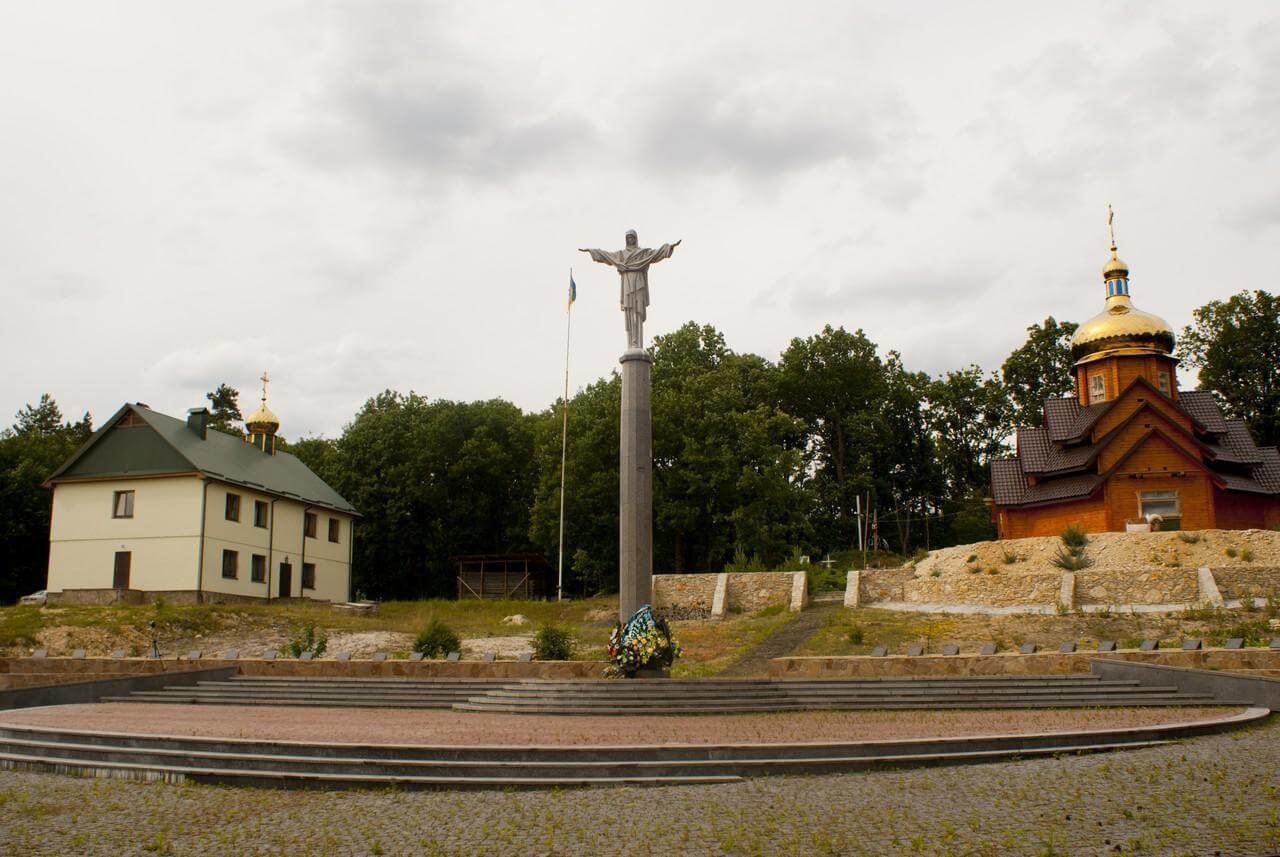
[245,401,280,435]
[244,370,280,435]
[1071,244,1174,364]
[1102,251,1129,280]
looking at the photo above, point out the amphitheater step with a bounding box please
[0,705,1266,789]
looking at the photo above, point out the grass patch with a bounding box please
[669,610,795,677]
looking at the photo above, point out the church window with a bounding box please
[112,490,134,518]
[1088,375,1106,403]
[1157,372,1171,395]
[1139,490,1179,522]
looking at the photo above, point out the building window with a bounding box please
[254,500,269,528]
[251,554,266,583]
[302,562,316,590]
[1088,374,1106,404]
[112,490,135,519]
[1139,490,1179,524]
[1157,372,1171,395]
[304,512,317,539]
[225,492,241,522]
[328,517,340,543]
[221,549,238,579]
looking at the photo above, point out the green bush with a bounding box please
[1177,531,1202,544]
[282,621,327,658]
[1060,525,1089,550]
[413,619,461,658]
[1051,547,1093,571]
[846,625,865,645]
[533,624,574,660]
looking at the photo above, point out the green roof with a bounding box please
[47,403,358,516]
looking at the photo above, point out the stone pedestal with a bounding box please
[618,348,654,622]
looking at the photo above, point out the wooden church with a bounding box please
[990,219,1280,539]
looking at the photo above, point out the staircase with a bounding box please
[0,706,1264,789]
[101,674,1245,715]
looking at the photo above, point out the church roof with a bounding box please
[994,388,1280,508]
[46,403,357,515]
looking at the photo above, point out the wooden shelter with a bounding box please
[454,554,555,600]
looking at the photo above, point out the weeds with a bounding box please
[1177,532,1202,544]
[1241,546,1256,563]
[1225,547,1239,559]
[1002,550,1020,565]
[281,621,327,658]
[846,624,865,645]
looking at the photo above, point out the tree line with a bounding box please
[1,290,1276,603]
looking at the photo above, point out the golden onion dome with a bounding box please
[1070,244,1175,364]
[245,401,280,435]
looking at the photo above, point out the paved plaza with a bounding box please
[0,714,1276,856]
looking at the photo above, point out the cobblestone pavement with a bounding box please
[1,717,1278,856]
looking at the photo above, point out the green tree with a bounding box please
[1177,290,1280,446]
[874,355,943,554]
[528,376,620,596]
[650,323,811,571]
[1001,317,1078,428]
[206,383,243,435]
[325,392,538,600]
[0,397,92,602]
[927,366,1010,498]
[776,325,886,549]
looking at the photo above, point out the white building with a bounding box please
[43,395,357,604]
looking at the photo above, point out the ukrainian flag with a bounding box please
[568,272,577,309]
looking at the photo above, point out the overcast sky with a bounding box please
[2,2,1277,438]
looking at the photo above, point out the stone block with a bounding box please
[979,643,997,656]
[1059,642,1076,653]
[1019,643,1037,654]
[845,570,861,608]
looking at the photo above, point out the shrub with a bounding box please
[1051,547,1093,571]
[966,554,978,564]
[533,624,574,661]
[1241,547,1256,563]
[282,621,327,659]
[846,625,865,645]
[1061,525,1089,550]
[413,619,461,658]
[1225,547,1239,559]
[1002,550,1019,565]
[1177,532,1201,545]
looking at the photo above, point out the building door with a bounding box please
[113,551,131,589]
[278,562,292,599]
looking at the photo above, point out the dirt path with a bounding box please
[718,604,837,677]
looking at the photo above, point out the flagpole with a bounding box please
[557,270,574,601]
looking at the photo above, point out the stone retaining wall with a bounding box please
[902,569,1061,607]
[653,571,804,618]
[770,648,1280,679]
[858,566,916,603]
[652,573,718,618]
[1074,567,1200,605]
[0,657,607,681]
[1212,567,1280,602]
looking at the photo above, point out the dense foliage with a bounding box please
[413,619,462,658]
[1178,290,1280,447]
[3,290,1275,603]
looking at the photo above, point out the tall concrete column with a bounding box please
[618,347,654,622]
